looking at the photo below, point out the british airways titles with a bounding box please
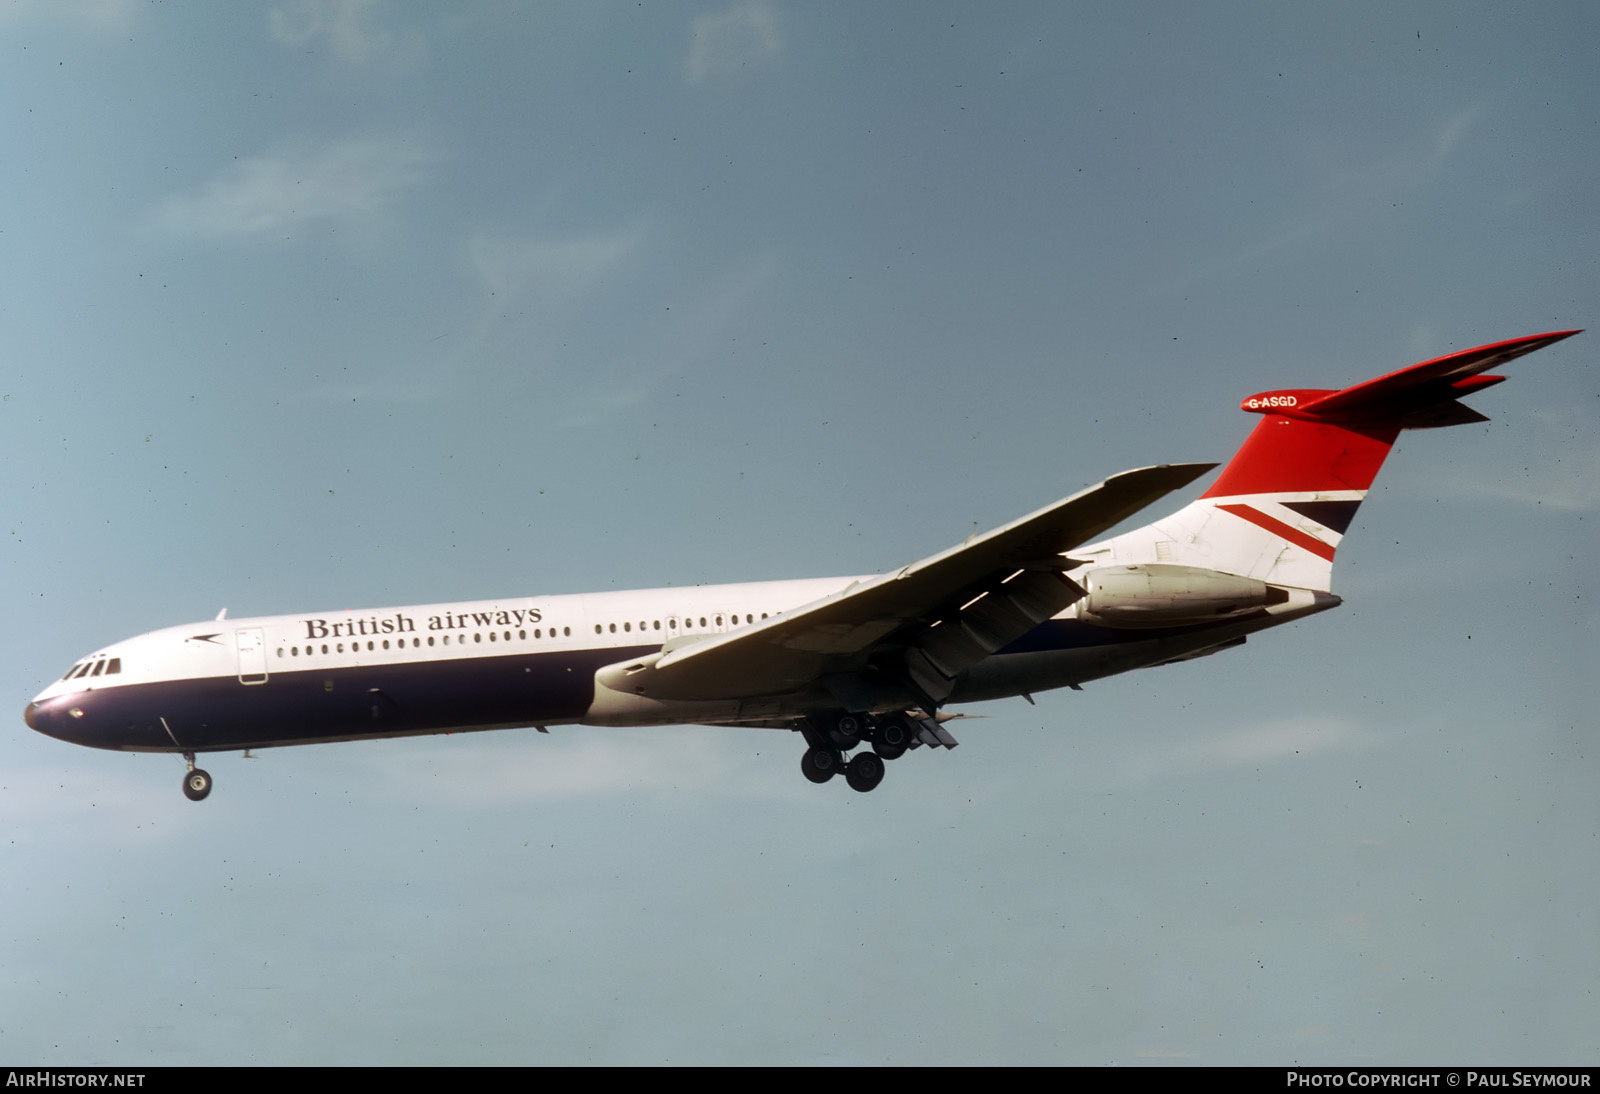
[302,605,544,641]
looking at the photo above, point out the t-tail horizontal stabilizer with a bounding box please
[1236,329,1581,431]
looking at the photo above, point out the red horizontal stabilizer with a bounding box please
[1294,330,1580,424]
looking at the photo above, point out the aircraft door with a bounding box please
[236,627,268,685]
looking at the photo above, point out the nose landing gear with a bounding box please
[181,752,212,802]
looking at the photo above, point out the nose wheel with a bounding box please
[181,753,212,802]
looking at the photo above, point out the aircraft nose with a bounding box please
[25,696,88,746]
[24,698,71,742]
[24,699,60,737]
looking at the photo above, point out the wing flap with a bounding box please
[634,463,1216,701]
[914,563,1083,678]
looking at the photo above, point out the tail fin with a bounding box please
[1106,331,1580,591]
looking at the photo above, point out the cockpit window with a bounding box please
[61,657,121,681]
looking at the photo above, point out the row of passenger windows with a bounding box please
[270,613,775,659]
[276,626,573,659]
[594,613,767,635]
[61,657,122,680]
[60,613,779,681]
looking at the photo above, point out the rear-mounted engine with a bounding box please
[1080,564,1288,628]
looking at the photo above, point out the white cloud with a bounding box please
[467,227,643,300]
[1476,462,1600,512]
[360,729,799,805]
[1169,107,1488,289]
[149,136,430,239]
[0,0,136,32]
[1118,714,1373,784]
[0,759,197,843]
[1183,716,1370,766]
[269,0,420,66]
[685,0,782,85]
[1477,435,1600,513]
[1423,410,1600,514]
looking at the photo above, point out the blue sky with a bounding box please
[2,0,1594,1065]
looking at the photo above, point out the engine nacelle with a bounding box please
[1079,564,1286,628]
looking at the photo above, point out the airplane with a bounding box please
[24,330,1580,801]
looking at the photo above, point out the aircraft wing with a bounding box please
[622,463,1216,703]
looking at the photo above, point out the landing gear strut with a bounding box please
[181,752,212,802]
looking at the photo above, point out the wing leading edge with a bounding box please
[608,463,1217,704]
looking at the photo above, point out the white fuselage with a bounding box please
[25,554,1334,756]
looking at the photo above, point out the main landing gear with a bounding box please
[181,752,212,802]
[799,711,952,793]
[801,744,885,792]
